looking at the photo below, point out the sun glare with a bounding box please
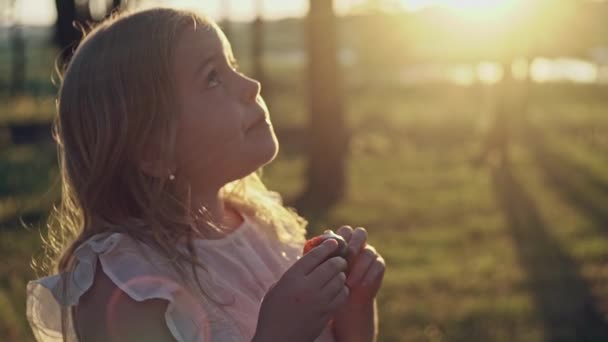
[403,0,521,21]
[441,0,520,19]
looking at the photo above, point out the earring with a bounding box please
[168,173,175,181]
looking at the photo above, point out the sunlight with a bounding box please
[403,0,521,21]
[439,0,520,21]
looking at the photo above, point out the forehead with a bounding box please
[172,23,230,75]
[174,25,223,64]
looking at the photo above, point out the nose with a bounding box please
[240,74,261,103]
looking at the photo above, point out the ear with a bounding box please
[138,135,178,179]
[139,160,164,178]
[139,158,175,179]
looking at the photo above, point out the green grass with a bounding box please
[2,80,608,341]
[264,83,608,341]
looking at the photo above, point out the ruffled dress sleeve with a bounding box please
[26,232,239,342]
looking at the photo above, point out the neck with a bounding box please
[190,187,225,228]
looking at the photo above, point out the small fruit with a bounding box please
[303,230,348,259]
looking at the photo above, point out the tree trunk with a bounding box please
[54,0,81,66]
[252,0,264,86]
[10,24,25,96]
[54,0,123,66]
[299,0,348,211]
[219,0,231,41]
[9,0,25,96]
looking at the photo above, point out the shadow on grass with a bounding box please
[492,156,608,342]
[526,129,608,230]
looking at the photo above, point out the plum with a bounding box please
[303,230,348,259]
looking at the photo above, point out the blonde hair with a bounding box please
[36,7,307,338]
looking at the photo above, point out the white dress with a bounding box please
[26,212,336,342]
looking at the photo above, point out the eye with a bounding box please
[207,69,221,88]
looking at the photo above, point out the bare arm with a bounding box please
[332,299,378,342]
[75,263,176,342]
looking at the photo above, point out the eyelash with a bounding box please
[205,57,240,89]
[207,68,221,88]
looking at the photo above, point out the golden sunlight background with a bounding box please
[2,0,608,341]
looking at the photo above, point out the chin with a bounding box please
[259,134,279,166]
[240,126,278,174]
[235,137,277,180]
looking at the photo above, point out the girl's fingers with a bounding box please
[347,227,368,260]
[360,257,386,288]
[336,225,353,242]
[346,246,377,288]
[308,256,348,286]
[297,239,339,275]
[325,283,350,313]
[321,271,347,301]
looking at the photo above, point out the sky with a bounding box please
[5,0,466,26]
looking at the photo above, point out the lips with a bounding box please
[245,115,267,133]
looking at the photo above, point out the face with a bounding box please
[171,24,278,188]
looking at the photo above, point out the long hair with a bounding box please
[35,7,307,339]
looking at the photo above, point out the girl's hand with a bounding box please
[254,239,349,342]
[336,226,386,306]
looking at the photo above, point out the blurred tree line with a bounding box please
[344,0,608,75]
[8,0,608,213]
[54,0,139,64]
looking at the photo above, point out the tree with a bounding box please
[252,0,264,85]
[477,0,605,166]
[8,0,25,96]
[54,0,124,66]
[298,0,349,212]
[219,0,231,41]
[54,0,81,65]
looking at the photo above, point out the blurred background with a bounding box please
[2,0,608,341]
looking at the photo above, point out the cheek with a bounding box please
[182,97,242,140]
[175,103,244,166]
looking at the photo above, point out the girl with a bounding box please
[26,7,385,342]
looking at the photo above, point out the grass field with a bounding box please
[2,75,608,342]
